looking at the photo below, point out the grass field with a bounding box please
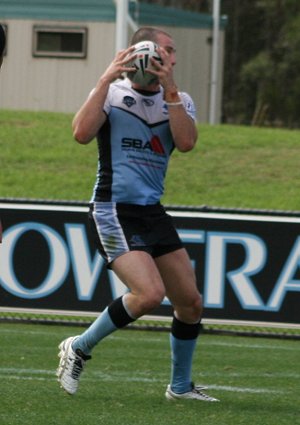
[1,111,300,424]
[1,109,300,210]
[1,323,299,425]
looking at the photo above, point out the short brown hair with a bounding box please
[130,26,171,45]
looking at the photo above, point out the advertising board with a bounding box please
[0,201,299,325]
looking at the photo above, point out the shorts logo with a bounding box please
[123,96,136,108]
[130,234,146,246]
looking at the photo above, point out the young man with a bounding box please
[57,27,219,402]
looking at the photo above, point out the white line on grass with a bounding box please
[206,385,281,394]
[2,376,51,381]
[0,368,287,395]
[2,368,299,380]
[1,368,54,375]
[1,375,284,394]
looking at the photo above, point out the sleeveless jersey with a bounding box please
[92,78,196,205]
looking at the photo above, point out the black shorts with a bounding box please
[89,202,183,268]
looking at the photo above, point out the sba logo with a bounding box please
[122,137,165,155]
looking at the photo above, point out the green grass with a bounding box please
[1,109,300,210]
[1,111,299,424]
[1,323,299,425]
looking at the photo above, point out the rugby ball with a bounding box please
[127,40,162,86]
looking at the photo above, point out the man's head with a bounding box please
[131,27,170,45]
[131,27,176,67]
[0,25,6,69]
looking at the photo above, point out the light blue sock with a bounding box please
[72,307,117,355]
[170,335,197,394]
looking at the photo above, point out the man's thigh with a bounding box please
[112,250,164,294]
[111,250,166,317]
[154,248,200,305]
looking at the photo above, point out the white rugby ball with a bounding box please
[127,40,162,86]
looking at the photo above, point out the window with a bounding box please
[33,26,88,58]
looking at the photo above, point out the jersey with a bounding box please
[91,78,196,205]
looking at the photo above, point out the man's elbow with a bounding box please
[73,128,93,145]
[177,137,197,152]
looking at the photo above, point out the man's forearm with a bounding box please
[72,77,110,144]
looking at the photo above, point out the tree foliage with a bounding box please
[143,0,300,127]
[223,0,300,127]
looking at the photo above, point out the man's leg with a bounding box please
[73,250,165,354]
[155,248,219,401]
[169,315,201,393]
[72,294,136,356]
[57,250,165,394]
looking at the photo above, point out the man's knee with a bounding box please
[190,293,203,320]
[133,286,165,314]
[175,293,203,324]
[142,288,166,312]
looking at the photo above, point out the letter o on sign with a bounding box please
[0,222,69,299]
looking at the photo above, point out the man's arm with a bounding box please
[163,85,198,152]
[72,46,136,144]
[72,78,110,144]
[150,47,198,152]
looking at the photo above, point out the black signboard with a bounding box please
[0,202,299,325]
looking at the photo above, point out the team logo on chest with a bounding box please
[142,98,154,107]
[122,96,136,108]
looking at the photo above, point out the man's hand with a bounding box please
[73,46,137,144]
[101,46,137,84]
[147,46,177,94]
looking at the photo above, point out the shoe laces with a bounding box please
[192,384,218,401]
[70,355,84,380]
[193,387,211,398]
[68,350,90,381]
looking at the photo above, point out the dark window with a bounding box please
[33,26,87,58]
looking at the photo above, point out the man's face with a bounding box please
[155,33,176,67]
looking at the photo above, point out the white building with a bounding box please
[0,0,226,122]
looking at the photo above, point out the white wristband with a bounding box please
[165,101,183,106]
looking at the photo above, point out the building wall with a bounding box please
[0,12,225,122]
[169,26,225,123]
[0,20,116,113]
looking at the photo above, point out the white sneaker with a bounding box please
[165,384,219,402]
[56,336,91,395]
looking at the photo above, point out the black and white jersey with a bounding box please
[92,78,196,205]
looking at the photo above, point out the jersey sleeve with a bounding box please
[180,92,197,121]
[87,86,112,115]
[103,86,113,115]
